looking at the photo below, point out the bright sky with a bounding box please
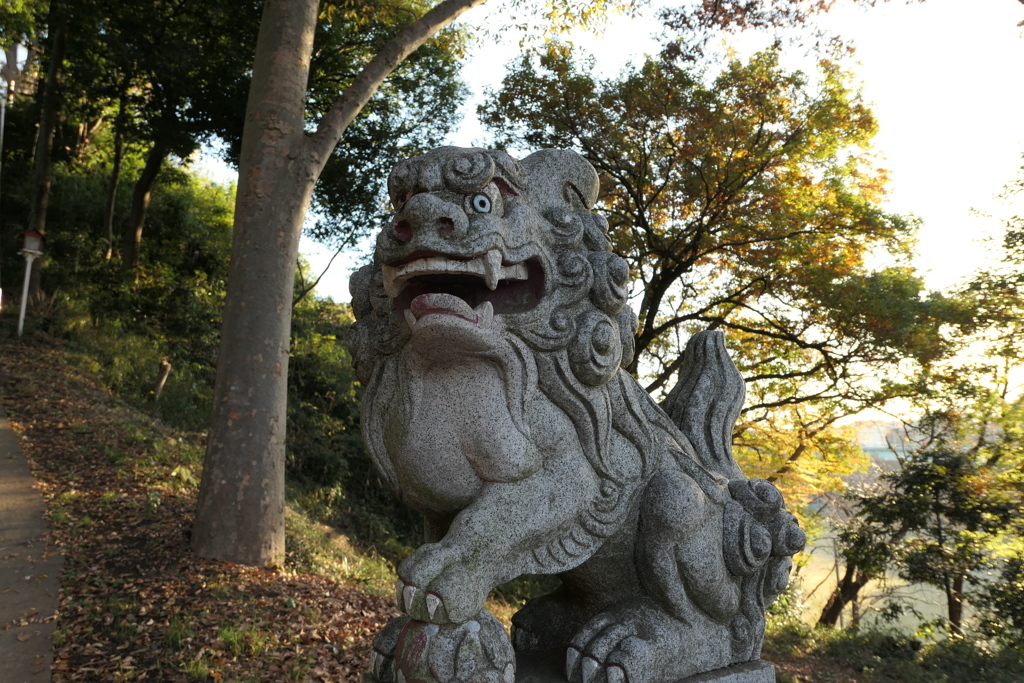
[269,0,1024,301]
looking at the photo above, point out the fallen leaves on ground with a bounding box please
[0,343,397,682]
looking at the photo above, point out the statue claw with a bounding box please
[395,578,407,610]
[426,593,441,619]
[566,646,581,680]
[369,615,408,682]
[399,548,486,624]
[403,585,418,614]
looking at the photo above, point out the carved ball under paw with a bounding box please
[391,610,516,683]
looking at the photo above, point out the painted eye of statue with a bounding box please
[470,193,492,214]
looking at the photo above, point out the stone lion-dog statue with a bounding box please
[348,147,805,683]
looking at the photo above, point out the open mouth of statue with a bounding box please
[383,250,544,328]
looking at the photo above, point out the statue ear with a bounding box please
[521,149,600,213]
[388,160,416,209]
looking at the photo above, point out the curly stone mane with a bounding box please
[348,149,702,559]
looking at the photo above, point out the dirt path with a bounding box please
[0,400,63,682]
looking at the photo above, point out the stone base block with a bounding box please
[367,651,774,683]
[514,650,774,683]
[679,660,775,683]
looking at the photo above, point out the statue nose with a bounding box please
[391,193,468,241]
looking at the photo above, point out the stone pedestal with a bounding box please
[680,660,775,683]
[514,651,774,683]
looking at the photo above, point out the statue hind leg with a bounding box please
[565,467,805,683]
[565,469,740,683]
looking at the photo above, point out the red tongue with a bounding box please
[409,293,477,322]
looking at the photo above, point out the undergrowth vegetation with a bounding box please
[764,620,1024,683]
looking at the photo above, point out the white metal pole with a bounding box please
[0,80,6,312]
[17,252,35,336]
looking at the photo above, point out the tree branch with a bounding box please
[306,0,487,173]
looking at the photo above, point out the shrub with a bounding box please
[976,553,1024,647]
[286,296,422,554]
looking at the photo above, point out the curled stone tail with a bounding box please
[662,330,746,481]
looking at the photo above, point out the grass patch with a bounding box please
[217,623,272,657]
[165,614,192,648]
[183,655,211,679]
[283,504,398,597]
[763,621,1024,683]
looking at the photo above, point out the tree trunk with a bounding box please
[818,563,872,628]
[191,0,320,566]
[120,141,168,278]
[153,359,172,402]
[192,0,489,566]
[25,0,68,299]
[947,573,964,636]
[103,100,126,260]
[70,117,102,161]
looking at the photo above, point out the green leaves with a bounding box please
[819,267,973,366]
[0,0,46,46]
[833,348,1024,634]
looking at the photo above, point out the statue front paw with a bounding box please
[370,615,410,683]
[392,610,516,683]
[397,544,490,624]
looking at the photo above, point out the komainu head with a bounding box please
[348,146,637,387]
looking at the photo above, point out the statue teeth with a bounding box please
[382,264,403,298]
[404,309,417,329]
[381,251,528,298]
[503,262,528,281]
[403,585,417,612]
[483,249,502,291]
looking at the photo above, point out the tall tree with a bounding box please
[75,0,261,277]
[0,0,46,304]
[301,0,467,248]
[192,0,623,565]
[0,0,47,47]
[479,49,968,504]
[23,0,67,298]
[820,166,1024,627]
[0,0,260,281]
[822,408,1020,632]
